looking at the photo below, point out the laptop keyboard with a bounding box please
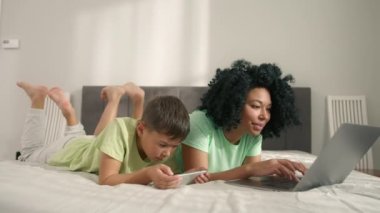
[262,179,297,189]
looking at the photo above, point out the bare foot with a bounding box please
[100,85,126,103]
[123,82,144,119]
[122,82,145,102]
[17,81,48,109]
[48,87,74,116]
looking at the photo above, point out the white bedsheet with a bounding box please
[1,151,380,213]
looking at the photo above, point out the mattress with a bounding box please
[1,151,379,213]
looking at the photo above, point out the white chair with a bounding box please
[43,93,69,145]
[327,95,373,170]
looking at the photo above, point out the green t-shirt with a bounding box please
[48,117,155,174]
[178,110,262,173]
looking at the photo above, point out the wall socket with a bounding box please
[2,39,20,49]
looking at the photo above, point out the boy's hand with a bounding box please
[147,164,181,189]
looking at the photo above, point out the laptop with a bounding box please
[227,123,380,191]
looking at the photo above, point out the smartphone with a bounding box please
[177,170,207,186]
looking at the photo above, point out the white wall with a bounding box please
[0,0,212,159]
[371,6,380,167]
[207,0,380,168]
[1,0,379,168]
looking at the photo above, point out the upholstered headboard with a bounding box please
[81,86,311,152]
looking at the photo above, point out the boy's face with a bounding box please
[136,122,181,162]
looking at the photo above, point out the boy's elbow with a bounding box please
[98,177,115,186]
[98,178,108,185]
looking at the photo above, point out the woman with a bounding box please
[182,59,307,183]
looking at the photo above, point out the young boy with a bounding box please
[17,81,189,189]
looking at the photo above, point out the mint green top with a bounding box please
[48,117,155,174]
[179,110,262,173]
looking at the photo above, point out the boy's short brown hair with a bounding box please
[141,96,190,141]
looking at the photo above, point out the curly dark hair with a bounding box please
[199,59,300,138]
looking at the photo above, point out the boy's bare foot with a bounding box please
[122,82,145,102]
[48,87,74,117]
[100,85,126,103]
[93,85,127,136]
[17,81,48,109]
[123,82,144,119]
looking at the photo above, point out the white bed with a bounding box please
[1,150,380,213]
[3,86,380,212]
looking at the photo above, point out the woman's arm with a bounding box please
[243,155,261,164]
[201,156,263,181]
[98,152,180,188]
[203,155,262,181]
[206,159,305,181]
[182,144,252,181]
[182,144,209,170]
[183,145,306,182]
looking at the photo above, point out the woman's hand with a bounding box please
[147,164,181,189]
[183,167,210,184]
[247,159,307,181]
[194,172,211,184]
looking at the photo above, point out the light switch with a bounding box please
[2,39,20,49]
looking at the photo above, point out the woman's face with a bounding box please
[240,87,271,136]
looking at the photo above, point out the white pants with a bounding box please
[19,108,86,163]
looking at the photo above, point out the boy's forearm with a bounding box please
[99,167,151,186]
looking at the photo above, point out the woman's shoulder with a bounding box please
[190,110,206,118]
[190,110,213,124]
[189,110,217,133]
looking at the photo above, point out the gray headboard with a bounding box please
[81,86,311,152]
